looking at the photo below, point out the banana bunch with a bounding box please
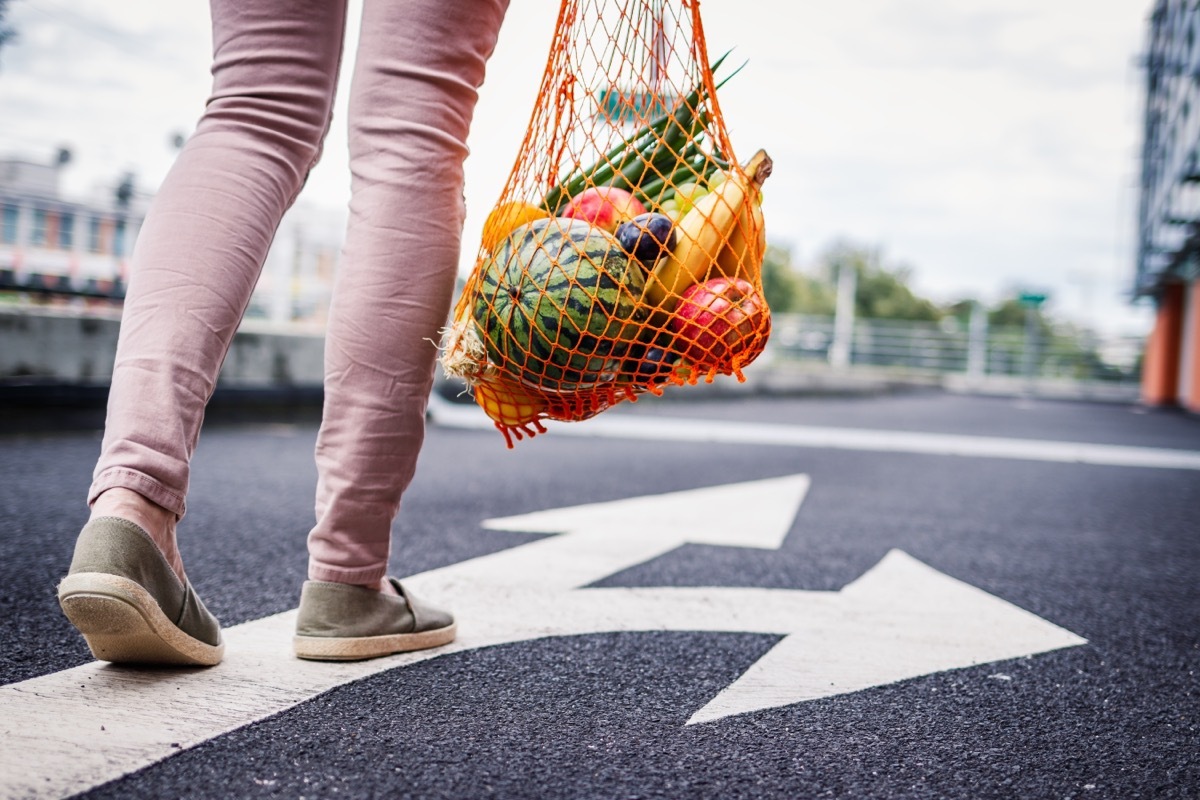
[641,149,773,312]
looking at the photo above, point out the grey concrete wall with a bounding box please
[0,306,326,388]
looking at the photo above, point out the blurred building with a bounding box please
[0,152,343,326]
[247,201,344,327]
[0,154,144,299]
[1136,0,1200,412]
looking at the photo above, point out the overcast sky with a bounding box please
[0,0,1155,335]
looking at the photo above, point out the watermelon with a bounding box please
[472,217,646,392]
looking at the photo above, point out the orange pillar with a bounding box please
[1186,281,1200,413]
[1141,283,1185,407]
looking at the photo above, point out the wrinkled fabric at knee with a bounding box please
[90,0,348,517]
[307,0,510,583]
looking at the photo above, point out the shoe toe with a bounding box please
[391,579,454,633]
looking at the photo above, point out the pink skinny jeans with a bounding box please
[89,0,510,584]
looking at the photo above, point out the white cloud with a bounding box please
[699,0,1153,332]
[0,0,211,200]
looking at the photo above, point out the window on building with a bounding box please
[88,216,103,253]
[113,219,127,256]
[30,208,48,246]
[58,211,75,249]
[1,205,17,244]
[45,212,60,249]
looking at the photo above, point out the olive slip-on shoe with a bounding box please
[293,578,456,661]
[57,517,224,666]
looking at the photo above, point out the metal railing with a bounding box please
[769,314,1141,385]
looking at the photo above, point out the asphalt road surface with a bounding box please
[1,390,1197,799]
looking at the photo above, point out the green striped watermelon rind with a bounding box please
[471,217,646,393]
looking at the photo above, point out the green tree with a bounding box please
[760,244,801,312]
[988,297,1044,330]
[761,244,837,315]
[984,293,1133,381]
[819,240,942,321]
[792,267,837,316]
[943,298,981,326]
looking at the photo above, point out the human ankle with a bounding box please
[353,578,399,596]
[91,488,186,584]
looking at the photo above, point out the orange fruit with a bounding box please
[481,202,548,253]
[474,380,547,426]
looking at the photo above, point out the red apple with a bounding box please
[671,277,770,370]
[560,186,647,233]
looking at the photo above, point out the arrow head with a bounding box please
[687,550,1087,723]
[482,474,811,551]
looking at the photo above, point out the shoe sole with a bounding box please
[293,622,457,662]
[58,573,224,667]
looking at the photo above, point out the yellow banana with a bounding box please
[642,176,744,310]
[715,189,765,282]
[642,149,773,312]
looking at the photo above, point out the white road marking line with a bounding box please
[427,396,1200,471]
[1,475,1086,799]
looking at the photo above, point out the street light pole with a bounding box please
[829,263,856,370]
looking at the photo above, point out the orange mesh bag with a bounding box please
[441,0,773,447]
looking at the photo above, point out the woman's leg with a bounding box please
[307,0,510,586]
[88,0,350,579]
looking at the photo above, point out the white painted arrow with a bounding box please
[0,474,1087,800]
[418,473,811,593]
[403,476,1085,723]
[679,550,1087,723]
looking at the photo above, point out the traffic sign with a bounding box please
[597,86,675,125]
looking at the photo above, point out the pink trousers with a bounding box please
[89,0,510,584]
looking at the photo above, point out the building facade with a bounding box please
[0,156,145,299]
[1137,0,1200,412]
[249,200,344,327]
[0,153,342,326]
